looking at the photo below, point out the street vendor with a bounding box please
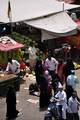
[6,58,20,75]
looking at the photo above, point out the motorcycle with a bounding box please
[44,97,62,120]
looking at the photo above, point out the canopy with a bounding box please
[0,0,80,23]
[0,36,24,51]
[56,0,75,4]
[25,12,78,34]
[41,29,77,41]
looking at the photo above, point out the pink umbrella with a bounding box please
[0,36,24,51]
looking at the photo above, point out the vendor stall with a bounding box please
[0,73,20,97]
[0,36,24,97]
[0,36,24,68]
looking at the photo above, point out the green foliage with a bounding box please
[10,32,36,48]
[0,32,39,65]
[0,49,23,64]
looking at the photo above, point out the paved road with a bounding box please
[0,75,45,120]
[0,69,80,120]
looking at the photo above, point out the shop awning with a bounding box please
[0,36,24,51]
[0,0,80,23]
[41,29,77,41]
[25,12,78,34]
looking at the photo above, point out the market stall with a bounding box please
[0,36,24,68]
[0,36,24,97]
[0,73,19,97]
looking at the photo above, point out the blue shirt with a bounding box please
[67,74,78,89]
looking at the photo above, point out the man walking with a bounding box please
[67,91,80,120]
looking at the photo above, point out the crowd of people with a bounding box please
[4,47,80,120]
[34,50,80,120]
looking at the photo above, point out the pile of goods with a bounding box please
[74,62,80,69]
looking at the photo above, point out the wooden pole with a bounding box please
[8,0,13,35]
[63,2,64,11]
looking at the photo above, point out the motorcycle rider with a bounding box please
[54,83,67,120]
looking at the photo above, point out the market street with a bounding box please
[0,69,80,120]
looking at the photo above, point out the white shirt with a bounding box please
[28,46,37,60]
[55,90,67,106]
[67,74,78,89]
[6,60,20,74]
[45,57,58,71]
[68,96,79,113]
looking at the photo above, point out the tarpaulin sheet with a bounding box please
[0,0,80,23]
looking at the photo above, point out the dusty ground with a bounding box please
[0,69,80,120]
